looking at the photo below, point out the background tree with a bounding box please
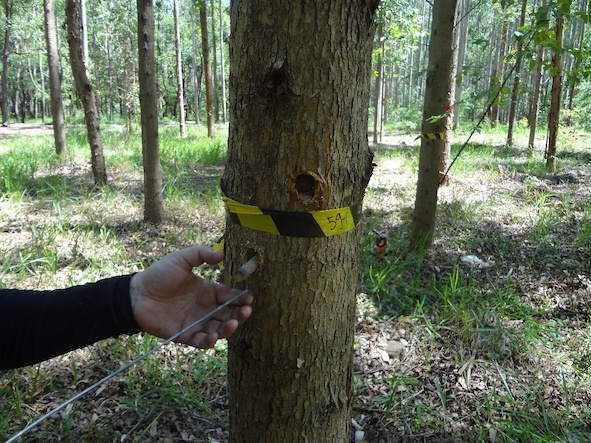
[1,0,12,124]
[66,0,107,186]
[43,0,66,154]
[527,1,547,156]
[506,0,528,146]
[138,0,164,223]
[410,0,458,250]
[199,0,214,138]
[546,3,566,173]
[453,0,470,129]
[173,0,186,138]
[224,1,377,441]
[190,0,202,124]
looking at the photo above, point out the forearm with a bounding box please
[0,275,141,370]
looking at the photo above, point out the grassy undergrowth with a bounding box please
[0,123,590,442]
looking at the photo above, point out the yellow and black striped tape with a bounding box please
[415,125,451,141]
[416,132,445,140]
[224,195,362,237]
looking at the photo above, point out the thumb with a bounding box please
[175,245,224,269]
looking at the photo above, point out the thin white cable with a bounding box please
[6,289,250,443]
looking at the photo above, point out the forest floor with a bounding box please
[0,125,590,442]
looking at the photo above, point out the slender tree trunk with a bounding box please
[66,0,107,186]
[410,0,458,250]
[528,0,546,156]
[225,1,377,441]
[453,0,470,129]
[173,0,186,138]
[38,48,46,123]
[43,0,67,154]
[566,0,587,125]
[1,0,12,124]
[373,21,383,144]
[218,0,227,123]
[199,2,215,137]
[489,18,508,125]
[80,0,88,65]
[190,0,201,124]
[210,0,218,122]
[547,13,564,173]
[137,0,164,223]
[507,0,527,146]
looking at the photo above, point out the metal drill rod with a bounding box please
[6,289,250,443]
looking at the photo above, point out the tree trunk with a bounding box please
[453,0,470,129]
[566,0,587,126]
[528,0,547,156]
[1,0,12,124]
[410,0,458,250]
[507,0,527,146]
[224,1,377,441]
[43,0,67,154]
[38,48,46,123]
[137,0,164,223]
[66,0,107,186]
[489,18,508,126]
[546,13,564,173]
[190,0,201,124]
[173,0,186,138]
[218,0,227,123]
[199,2,215,138]
[373,21,383,144]
[210,0,218,122]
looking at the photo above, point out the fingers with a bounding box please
[174,245,225,270]
[182,319,239,349]
[178,305,251,348]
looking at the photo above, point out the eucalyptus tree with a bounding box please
[44,0,66,154]
[66,0,107,186]
[546,4,565,173]
[1,0,13,124]
[224,0,377,440]
[173,0,186,138]
[138,0,164,223]
[189,0,202,124]
[410,0,459,250]
[199,0,214,137]
[507,0,529,146]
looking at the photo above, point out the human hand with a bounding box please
[129,246,253,349]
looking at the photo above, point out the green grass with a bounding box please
[2,122,591,441]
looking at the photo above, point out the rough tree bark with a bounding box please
[43,0,67,154]
[66,0,107,186]
[223,1,377,441]
[410,0,458,250]
[137,0,164,223]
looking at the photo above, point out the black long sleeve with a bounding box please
[0,275,141,370]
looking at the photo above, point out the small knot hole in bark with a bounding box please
[264,61,294,102]
[288,171,330,211]
[294,173,315,199]
[266,68,285,88]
